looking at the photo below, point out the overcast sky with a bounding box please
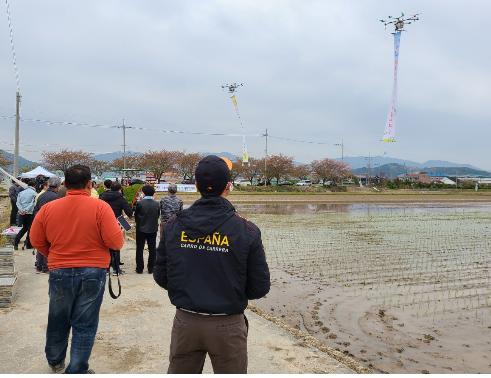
[0,0,489,168]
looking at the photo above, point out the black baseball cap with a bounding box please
[195,155,232,197]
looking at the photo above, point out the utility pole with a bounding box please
[115,119,133,181]
[122,119,126,171]
[263,128,268,185]
[365,153,372,186]
[13,91,21,177]
[334,138,344,162]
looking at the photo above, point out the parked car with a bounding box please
[236,179,251,187]
[181,179,195,185]
[295,180,312,186]
[129,178,145,185]
[278,180,294,186]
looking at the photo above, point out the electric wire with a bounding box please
[1,114,333,147]
[15,116,263,137]
[269,135,331,145]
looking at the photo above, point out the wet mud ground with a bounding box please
[244,203,491,373]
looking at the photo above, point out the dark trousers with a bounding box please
[14,213,33,247]
[10,199,18,226]
[110,250,121,274]
[135,230,157,273]
[45,268,106,374]
[36,252,48,272]
[168,309,248,374]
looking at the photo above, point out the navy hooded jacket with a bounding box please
[153,196,270,314]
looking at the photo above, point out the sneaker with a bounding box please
[49,361,65,373]
[87,369,95,374]
[148,269,153,274]
[135,270,143,274]
[119,262,124,265]
[13,245,18,251]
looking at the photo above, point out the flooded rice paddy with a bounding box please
[239,203,491,373]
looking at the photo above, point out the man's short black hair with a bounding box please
[111,182,122,192]
[65,165,92,190]
[141,185,155,197]
[104,179,113,189]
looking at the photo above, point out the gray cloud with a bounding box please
[0,0,489,169]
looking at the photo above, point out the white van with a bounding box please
[295,180,312,186]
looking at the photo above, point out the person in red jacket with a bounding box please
[30,165,124,374]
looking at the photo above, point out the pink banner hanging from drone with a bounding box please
[383,31,401,143]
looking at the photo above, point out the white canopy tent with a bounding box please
[20,166,57,178]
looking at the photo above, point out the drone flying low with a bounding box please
[380,12,421,33]
[221,83,243,94]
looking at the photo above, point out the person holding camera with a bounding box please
[153,155,270,374]
[30,165,124,374]
[99,181,133,275]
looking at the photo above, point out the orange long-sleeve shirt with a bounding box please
[30,189,124,270]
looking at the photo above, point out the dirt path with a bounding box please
[0,242,354,374]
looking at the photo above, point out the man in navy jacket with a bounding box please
[154,155,270,374]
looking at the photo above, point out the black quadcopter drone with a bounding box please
[221,83,244,94]
[380,12,421,33]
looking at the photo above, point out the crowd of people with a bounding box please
[8,155,270,374]
[8,175,184,275]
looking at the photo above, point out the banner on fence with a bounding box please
[155,183,197,193]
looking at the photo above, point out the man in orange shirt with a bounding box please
[30,165,124,374]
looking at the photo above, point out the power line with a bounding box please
[11,115,262,137]
[1,114,334,147]
[4,0,20,91]
[268,135,331,145]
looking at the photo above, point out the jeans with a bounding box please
[14,213,33,247]
[46,268,106,374]
[135,231,157,273]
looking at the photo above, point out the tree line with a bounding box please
[41,149,352,185]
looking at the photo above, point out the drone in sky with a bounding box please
[380,12,421,33]
[221,82,243,94]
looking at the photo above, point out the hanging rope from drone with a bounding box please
[222,83,249,164]
[380,12,420,143]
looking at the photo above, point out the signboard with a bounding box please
[155,183,197,193]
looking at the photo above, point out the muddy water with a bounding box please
[242,202,491,373]
[236,202,491,215]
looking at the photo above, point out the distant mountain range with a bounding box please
[93,151,239,162]
[0,149,38,172]
[3,150,488,180]
[352,163,491,179]
[338,156,481,170]
[93,151,141,162]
